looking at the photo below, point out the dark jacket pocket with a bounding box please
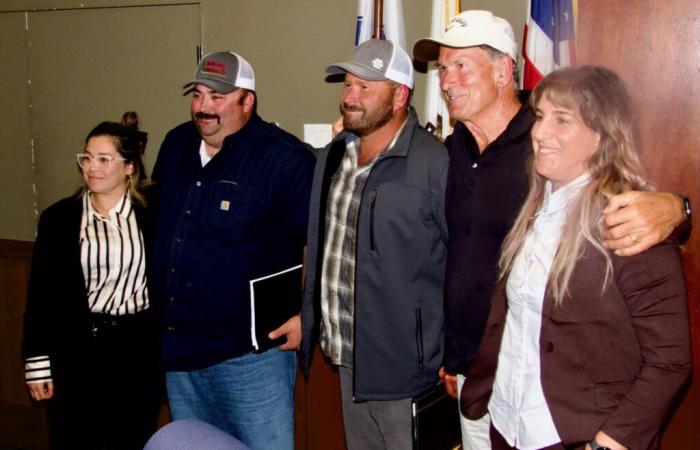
[204,181,254,233]
[415,308,424,371]
[369,189,377,251]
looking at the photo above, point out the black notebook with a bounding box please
[411,382,461,450]
[249,264,302,352]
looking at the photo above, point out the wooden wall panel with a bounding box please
[295,347,346,450]
[578,1,699,447]
[0,239,49,450]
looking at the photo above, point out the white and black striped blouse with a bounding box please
[79,192,149,315]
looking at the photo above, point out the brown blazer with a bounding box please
[460,241,691,449]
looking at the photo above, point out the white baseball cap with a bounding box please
[413,10,517,62]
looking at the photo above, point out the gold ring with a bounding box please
[629,233,638,243]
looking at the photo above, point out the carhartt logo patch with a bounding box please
[202,61,227,78]
[220,200,230,211]
[372,58,384,70]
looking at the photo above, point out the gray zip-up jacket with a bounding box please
[300,108,449,401]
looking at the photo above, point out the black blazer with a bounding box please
[22,192,155,375]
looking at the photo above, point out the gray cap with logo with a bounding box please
[326,39,414,89]
[183,51,255,94]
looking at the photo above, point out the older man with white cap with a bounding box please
[413,9,689,450]
[150,51,315,450]
[300,39,449,449]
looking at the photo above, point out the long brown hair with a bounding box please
[498,65,650,304]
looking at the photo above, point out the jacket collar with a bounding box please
[221,112,264,148]
[384,106,418,159]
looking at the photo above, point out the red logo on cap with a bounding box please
[202,61,227,77]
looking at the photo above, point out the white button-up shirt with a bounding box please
[489,174,590,450]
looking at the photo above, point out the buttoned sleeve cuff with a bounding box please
[25,355,52,384]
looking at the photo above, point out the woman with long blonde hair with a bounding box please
[461,66,690,450]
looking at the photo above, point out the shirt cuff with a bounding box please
[25,355,52,383]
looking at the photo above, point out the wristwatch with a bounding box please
[589,437,612,450]
[683,196,692,219]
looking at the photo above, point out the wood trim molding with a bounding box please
[0,239,33,261]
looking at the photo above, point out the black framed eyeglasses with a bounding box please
[76,153,128,168]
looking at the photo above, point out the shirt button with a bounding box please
[472,162,478,168]
[176,237,182,243]
[544,342,554,352]
[195,181,202,187]
[185,210,192,215]
[169,296,175,303]
[167,325,175,331]
[170,267,176,273]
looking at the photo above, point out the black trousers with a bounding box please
[46,310,164,450]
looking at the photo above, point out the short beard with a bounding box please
[341,99,394,137]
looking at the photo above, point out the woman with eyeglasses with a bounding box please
[460,67,691,450]
[22,112,162,450]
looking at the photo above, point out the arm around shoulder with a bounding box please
[603,191,690,256]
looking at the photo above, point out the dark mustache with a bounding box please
[194,112,221,123]
[341,104,364,113]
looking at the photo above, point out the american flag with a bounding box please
[522,0,577,90]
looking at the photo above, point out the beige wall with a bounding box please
[0,0,526,241]
[0,12,35,240]
[1,1,200,240]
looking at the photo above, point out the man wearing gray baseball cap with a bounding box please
[413,9,689,450]
[301,39,449,449]
[150,51,314,450]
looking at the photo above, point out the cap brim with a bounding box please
[413,36,494,62]
[325,62,387,82]
[413,39,443,62]
[182,79,239,95]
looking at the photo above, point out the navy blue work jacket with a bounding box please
[151,114,315,371]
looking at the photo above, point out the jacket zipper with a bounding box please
[369,189,377,251]
[415,308,424,370]
[353,156,389,400]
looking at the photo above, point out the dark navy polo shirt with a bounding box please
[151,114,315,371]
